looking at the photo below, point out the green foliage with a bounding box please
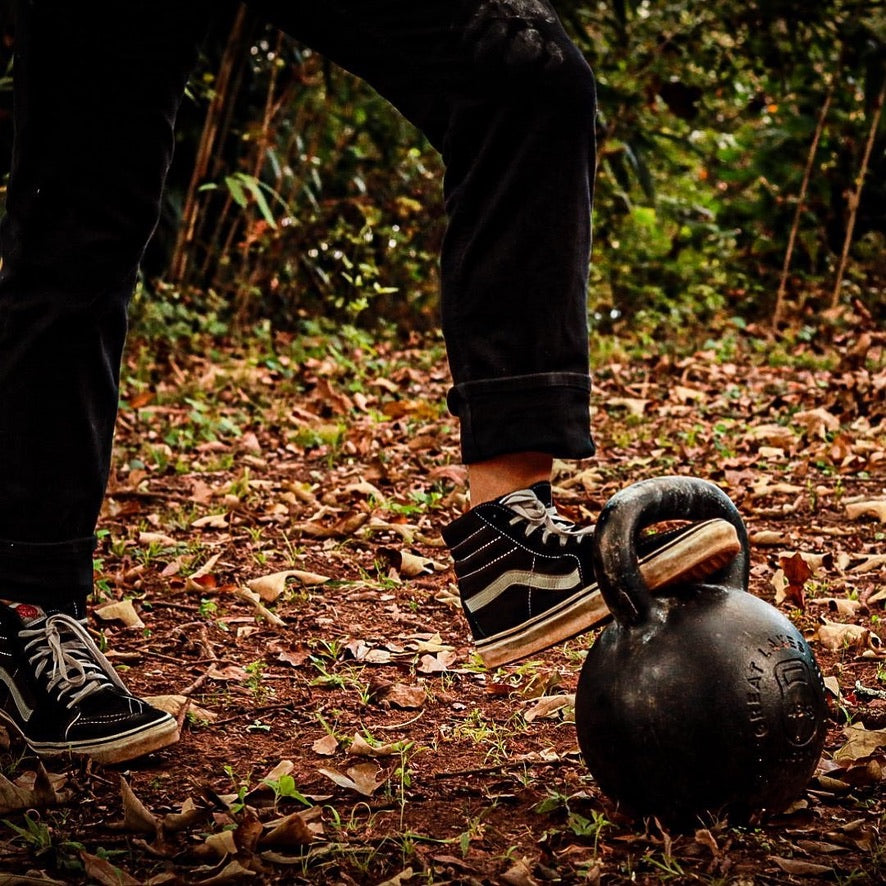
[0,0,882,333]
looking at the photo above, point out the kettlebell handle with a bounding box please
[592,476,750,627]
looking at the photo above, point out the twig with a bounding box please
[772,75,836,325]
[169,3,250,283]
[830,77,886,309]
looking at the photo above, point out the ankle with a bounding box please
[467,452,553,506]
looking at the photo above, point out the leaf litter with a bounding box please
[0,317,884,883]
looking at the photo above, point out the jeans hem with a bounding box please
[0,535,96,607]
[448,372,595,464]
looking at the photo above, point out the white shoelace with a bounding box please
[21,614,127,709]
[500,488,594,547]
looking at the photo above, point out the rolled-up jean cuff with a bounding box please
[0,535,96,608]
[447,372,596,464]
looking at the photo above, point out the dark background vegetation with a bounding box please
[0,0,883,339]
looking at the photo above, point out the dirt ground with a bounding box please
[1,314,884,884]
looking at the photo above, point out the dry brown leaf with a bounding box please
[607,396,649,416]
[119,776,159,836]
[163,797,204,832]
[417,650,458,674]
[376,868,415,886]
[207,663,249,682]
[834,724,886,762]
[381,683,427,709]
[260,810,314,848]
[318,763,387,796]
[205,829,239,859]
[93,599,145,629]
[750,530,790,546]
[811,597,863,618]
[234,586,286,627]
[412,633,453,654]
[845,500,886,523]
[80,851,141,886]
[694,828,719,855]
[524,694,575,723]
[146,693,216,724]
[349,732,400,758]
[193,859,257,885]
[0,763,69,814]
[138,531,177,547]
[748,425,797,449]
[814,620,882,653]
[191,513,229,529]
[500,856,540,886]
[312,733,339,756]
[792,408,841,438]
[246,568,330,602]
[770,856,833,877]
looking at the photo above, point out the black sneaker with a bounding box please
[443,482,741,667]
[0,602,179,764]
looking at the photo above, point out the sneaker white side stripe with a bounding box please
[464,566,582,613]
[0,669,34,722]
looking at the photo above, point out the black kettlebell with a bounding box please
[574,476,828,824]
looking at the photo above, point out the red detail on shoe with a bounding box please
[13,603,42,621]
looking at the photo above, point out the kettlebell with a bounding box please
[574,476,828,823]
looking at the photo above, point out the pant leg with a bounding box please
[0,0,210,608]
[249,0,598,463]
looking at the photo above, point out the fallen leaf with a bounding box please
[694,828,719,855]
[94,599,145,629]
[260,810,314,848]
[193,859,256,884]
[750,530,790,546]
[814,620,883,654]
[524,694,575,723]
[770,856,833,877]
[234,586,286,627]
[834,724,886,762]
[80,851,141,886]
[138,531,177,547]
[207,664,249,682]
[417,651,458,674]
[792,408,841,438]
[246,568,331,602]
[779,551,812,609]
[163,797,204,832]
[312,734,339,756]
[0,763,69,814]
[120,777,159,836]
[349,732,401,758]
[191,513,229,529]
[205,829,238,858]
[378,683,427,709]
[318,763,387,796]
[375,868,415,886]
[500,856,540,886]
[845,500,886,523]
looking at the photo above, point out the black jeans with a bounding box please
[0,0,597,609]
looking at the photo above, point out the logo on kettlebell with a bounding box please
[775,659,819,747]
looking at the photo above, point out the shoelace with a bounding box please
[500,489,594,547]
[21,614,127,709]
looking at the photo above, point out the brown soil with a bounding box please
[0,319,883,884]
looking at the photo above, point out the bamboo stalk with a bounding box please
[830,77,886,310]
[772,78,835,326]
[169,3,249,284]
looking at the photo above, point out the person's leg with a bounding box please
[0,0,211,762]
[248,0,597,481]
[249,0,740,666]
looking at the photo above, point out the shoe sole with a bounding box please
[0,710,181,765]
[476,519,741,668]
